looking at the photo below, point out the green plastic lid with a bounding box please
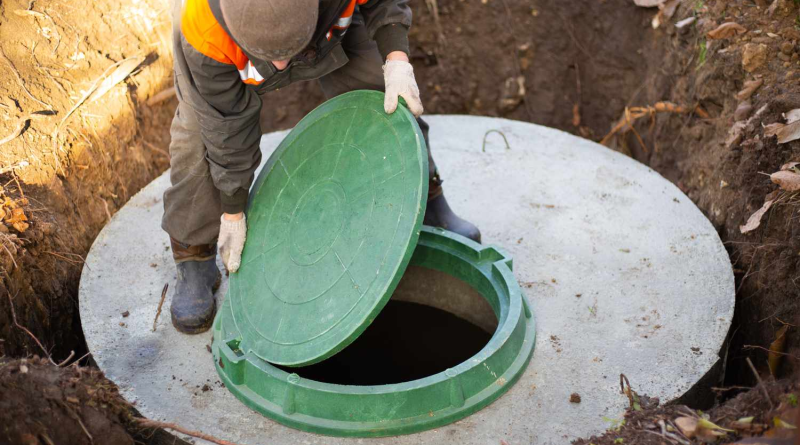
[228,90,428,367]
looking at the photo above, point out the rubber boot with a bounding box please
[423,173,482,243]
[169,238,221,334]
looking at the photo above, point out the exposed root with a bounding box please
[601,102,709,151]
[6,290,58,366]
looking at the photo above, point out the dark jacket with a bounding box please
[174,0,412,213]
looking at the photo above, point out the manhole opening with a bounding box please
[276,265,499,385]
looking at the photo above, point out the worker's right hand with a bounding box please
[219,213,247,273]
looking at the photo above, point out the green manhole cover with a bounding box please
[214,90,535,437]
[229,90,428,367]
[214,227,536,437]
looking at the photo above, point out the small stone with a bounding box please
[735,100,753,121]
[779,52,792,62]
[19,364,28,374]
[570,393,582,403]
[742,43,769,72]
[786,62,792,68]
[782,41,795,55]
[121,310,130,318]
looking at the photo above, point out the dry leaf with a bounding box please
[572,104,581,127]
[698,418,734,433]
[88,56,145,103]
[5,207,28,233]
[737,79,764,101]
[785,109,800,124]
[774,417,797,429]
[726,121,747,148]
[765,123,785,138]
[651,0,681,28]
[675,417,699,438]
[781,161,800,171]
[707,22,747,39]
[740,198,775,233]
[768,324,789,376]
[776,120,800,144]
[676,16,696,28]
[771,170,800,191]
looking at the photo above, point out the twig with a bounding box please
[134,418,242,445]
[746,356,774,410]
[482,130,511,152]
[0,237,19,270]
[57,350,75,367]
[639,429,682,445]
[31,42,69,96]
[711,385,753,392]
[43,250,87,268]
[145,86,176,106]
[11,173,25,201]
[498,0,533,121]
[152,283,168,332]
[744,344,800,360]
[69,351,92,367]
[6,290,57,366]
[143,140,170,158]
[0,47,52,110]
[424,0,446,44]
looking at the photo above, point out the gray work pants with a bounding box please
[162,17,437,247]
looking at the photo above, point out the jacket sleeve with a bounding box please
[358,0,412,60]
[178,34,263,214]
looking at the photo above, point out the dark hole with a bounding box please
[276,300,492,385]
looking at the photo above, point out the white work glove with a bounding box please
[383,60,424,118]
[219,214,247,273]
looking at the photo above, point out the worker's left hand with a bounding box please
[383,52,423,118]
[219,213,247,273]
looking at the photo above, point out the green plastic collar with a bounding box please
[212,227,536,437]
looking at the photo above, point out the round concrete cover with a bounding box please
[78,116,735,444]
[231,91,428,366]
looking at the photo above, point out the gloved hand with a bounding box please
[383,60,424,118]
[219,213,247,273]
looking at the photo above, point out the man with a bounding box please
[163,0,481,334]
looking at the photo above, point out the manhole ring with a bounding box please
[212,227,536,437]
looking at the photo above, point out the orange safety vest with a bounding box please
[181,0,367,86]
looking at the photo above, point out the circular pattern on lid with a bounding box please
[228,90,428,366]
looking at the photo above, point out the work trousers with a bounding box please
[162,17,438,247]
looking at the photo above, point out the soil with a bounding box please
[0,357,187,445]
[1,0,800,443]
[574,379,800,445]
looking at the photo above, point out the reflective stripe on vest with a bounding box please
[181,0,265,85]
[327,0,368,40]
[239,61,264,85]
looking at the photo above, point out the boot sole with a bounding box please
[171,309,215,335]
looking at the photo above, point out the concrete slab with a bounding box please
[79,115,735,445]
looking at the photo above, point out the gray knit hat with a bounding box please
[220,0,319,61]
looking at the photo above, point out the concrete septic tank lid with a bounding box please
[214,226,535,437]
[232,91,428,367]
[79,115,735,445]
